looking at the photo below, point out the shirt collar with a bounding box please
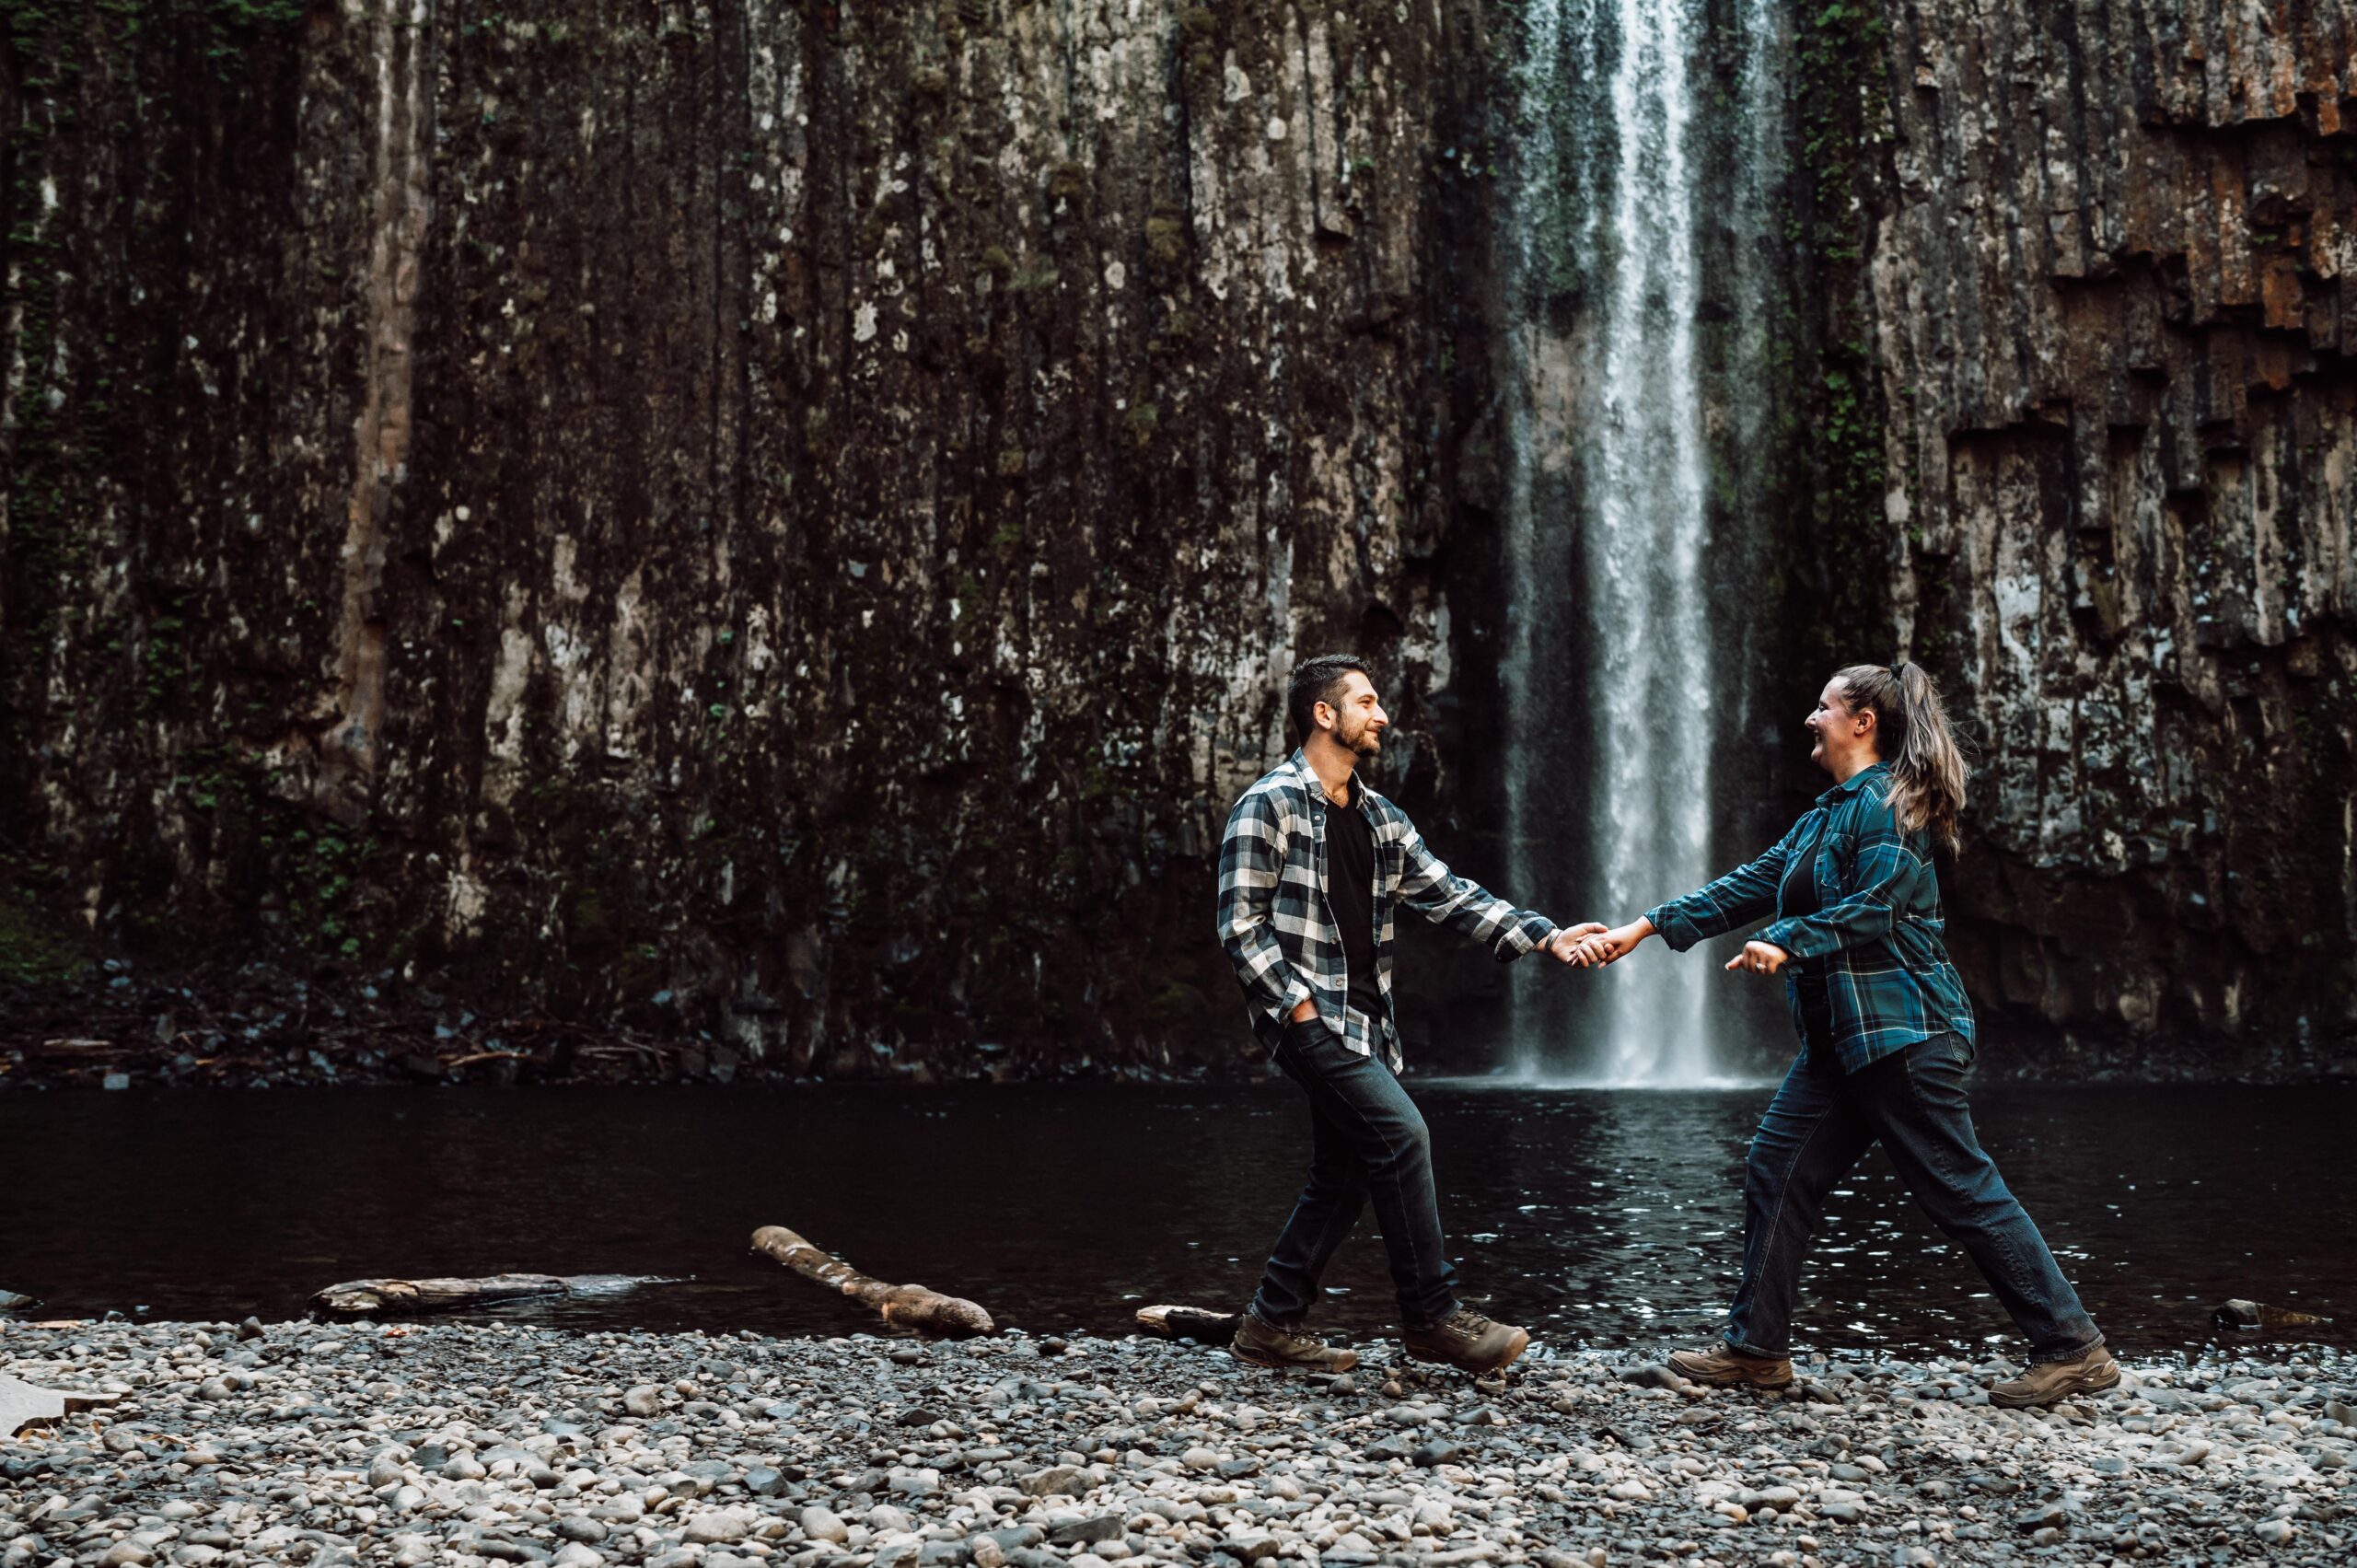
[1286,749,1360,808]
[1817,760,1890,807]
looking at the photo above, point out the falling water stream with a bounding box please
[1502,1,1782,1083]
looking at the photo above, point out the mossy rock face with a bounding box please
[0,880,87,989]
[1144,216,1187,269]
[1146,979,1213,1027]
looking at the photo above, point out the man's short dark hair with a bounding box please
[1287,654,1374,744]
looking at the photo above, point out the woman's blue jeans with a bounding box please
[1725,1031,2105,1364]
[1249,1018,1458,1332]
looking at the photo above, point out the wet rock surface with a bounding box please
[1856,0,2357,1070]
[5,1323,2351,1567]
[0,958,749,1092]
[0,2,1492,1081]
[0,1,2350,1085]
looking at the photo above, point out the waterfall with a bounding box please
[1501,0,1782,1083]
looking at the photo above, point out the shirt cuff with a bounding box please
[1644,902,1701,952]
[1757,919,1825,960]
[1502,912,1553,959]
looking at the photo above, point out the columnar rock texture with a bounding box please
[6,2,2355,1079]
[0,2,1497,1074]
[1854,0,2357,1071]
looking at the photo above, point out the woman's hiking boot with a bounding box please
[1229,1309,1360,1373]
[1401,1308,1530,1376]
[1666,1343,1794,1389]
[1990,1345,2119,1408]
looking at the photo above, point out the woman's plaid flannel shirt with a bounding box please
[1644,761,1976,1071]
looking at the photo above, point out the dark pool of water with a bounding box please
[2,1081,2346,1358]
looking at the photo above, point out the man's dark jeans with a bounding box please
[1726,1030,2104,1364]
[1249,1018,1457,1331]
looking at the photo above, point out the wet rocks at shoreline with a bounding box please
[9,955,2356,1092]
[4,1322,2351,1567]
[1,958,735,1093]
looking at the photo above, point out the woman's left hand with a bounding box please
[1724,940,1791,976]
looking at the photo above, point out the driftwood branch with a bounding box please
[308,1272,580,1318]
[1135,1304,1243,1343]
[750,1225,993,1338]
[2214,1298,2329,1330]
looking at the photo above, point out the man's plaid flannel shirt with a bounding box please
[1217,749,1555,1069]
[1643,761,1976,1072]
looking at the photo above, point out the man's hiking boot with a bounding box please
[1990,1345,2119,1409]
[1401,1308,1529,1376]
[1229,1310,1360,1373]
[1666,1343,1794,1389]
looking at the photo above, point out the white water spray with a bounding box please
[1502,0,1782,1084]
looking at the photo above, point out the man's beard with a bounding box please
[1341,721,1383,761]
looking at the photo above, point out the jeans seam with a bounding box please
[1738,1080,1840,1356]
[1300,1171,1366,1295]
[1903,1039,2014,1272]
[1326,1060,1447,1330]
[2027,1330,2106,1365]
[1898,1035,2097,1360]
[1259,1119,1368,1324]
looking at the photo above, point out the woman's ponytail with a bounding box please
[1833,661,1969,855]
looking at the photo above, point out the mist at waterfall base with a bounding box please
[1495,2,1790,1086]
[8,1085,2349,1358]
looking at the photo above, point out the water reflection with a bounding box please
[2,1081,2345,1357]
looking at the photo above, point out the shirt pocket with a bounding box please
[1814,831,1855,900]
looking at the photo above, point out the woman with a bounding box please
[1573,663,2115,1407]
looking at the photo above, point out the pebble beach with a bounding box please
[5,1320,2352,1567]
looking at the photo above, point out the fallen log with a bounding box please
[1134,1303,1243,1344]
[441,1051,533,1070]
[308,1272,659,1318]
[750,1225,993,1338]
[2213,1298,2329,1330]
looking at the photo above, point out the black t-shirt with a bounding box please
[1325,777,1386,1024]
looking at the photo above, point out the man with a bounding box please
[1215,654,1600,1376]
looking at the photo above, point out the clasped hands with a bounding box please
[1550,915,1791,977]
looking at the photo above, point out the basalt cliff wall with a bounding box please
[0,0,1502,1081]
[1851,0,2357,1075]
[1,1,2351,1083]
